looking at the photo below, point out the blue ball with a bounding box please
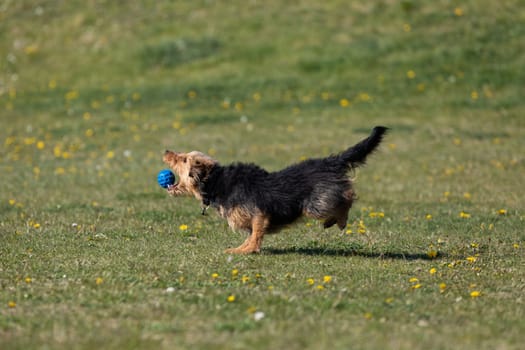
[157,169,176,188]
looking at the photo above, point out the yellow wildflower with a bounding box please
[429,268,437,275]
[179,224,188,231]
[427,247,438,259]
[470,291,481,298]
[95,277,103,285]
[53,145,62,157]
[339,98,350,107]
[406,70,416,79]
[358,220,366,234]
[227,295,236,302]
[459,211,471,219]
[65,90,79,101]
[323,275,332,283]
[306,278,315,286]
[358,92,371,101]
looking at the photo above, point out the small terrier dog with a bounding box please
[163,126,388,254]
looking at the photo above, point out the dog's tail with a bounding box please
[339,126,388,168]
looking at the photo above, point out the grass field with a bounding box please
[1,1,524,349]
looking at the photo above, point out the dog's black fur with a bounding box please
[164,126,388,253]
[201,126,387,230]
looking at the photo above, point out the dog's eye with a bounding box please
[182,157,187,163]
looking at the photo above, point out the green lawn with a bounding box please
[1,1,524,349]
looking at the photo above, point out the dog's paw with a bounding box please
[224,247,260,254]
[166,184,177,196]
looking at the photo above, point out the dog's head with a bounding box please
[163,150,217,200]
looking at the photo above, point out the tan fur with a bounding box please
[224,213,270,254]
[163,151,217,201]
[222,206,255,232]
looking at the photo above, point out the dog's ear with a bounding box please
[163,150,187,166]
[189,153,216,180]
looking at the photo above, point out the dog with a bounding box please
[163,126,388,254]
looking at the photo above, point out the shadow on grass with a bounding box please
[264,246,445,261]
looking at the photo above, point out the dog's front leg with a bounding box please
[225,234,252,254]
[225,214,269,254]
[166,184,179,196]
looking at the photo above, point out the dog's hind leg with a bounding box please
[337,212,348,230]
[322,204,351,231]
[323,217,338,229]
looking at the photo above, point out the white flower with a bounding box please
[165,287,175,293]
[253,311,265,321]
